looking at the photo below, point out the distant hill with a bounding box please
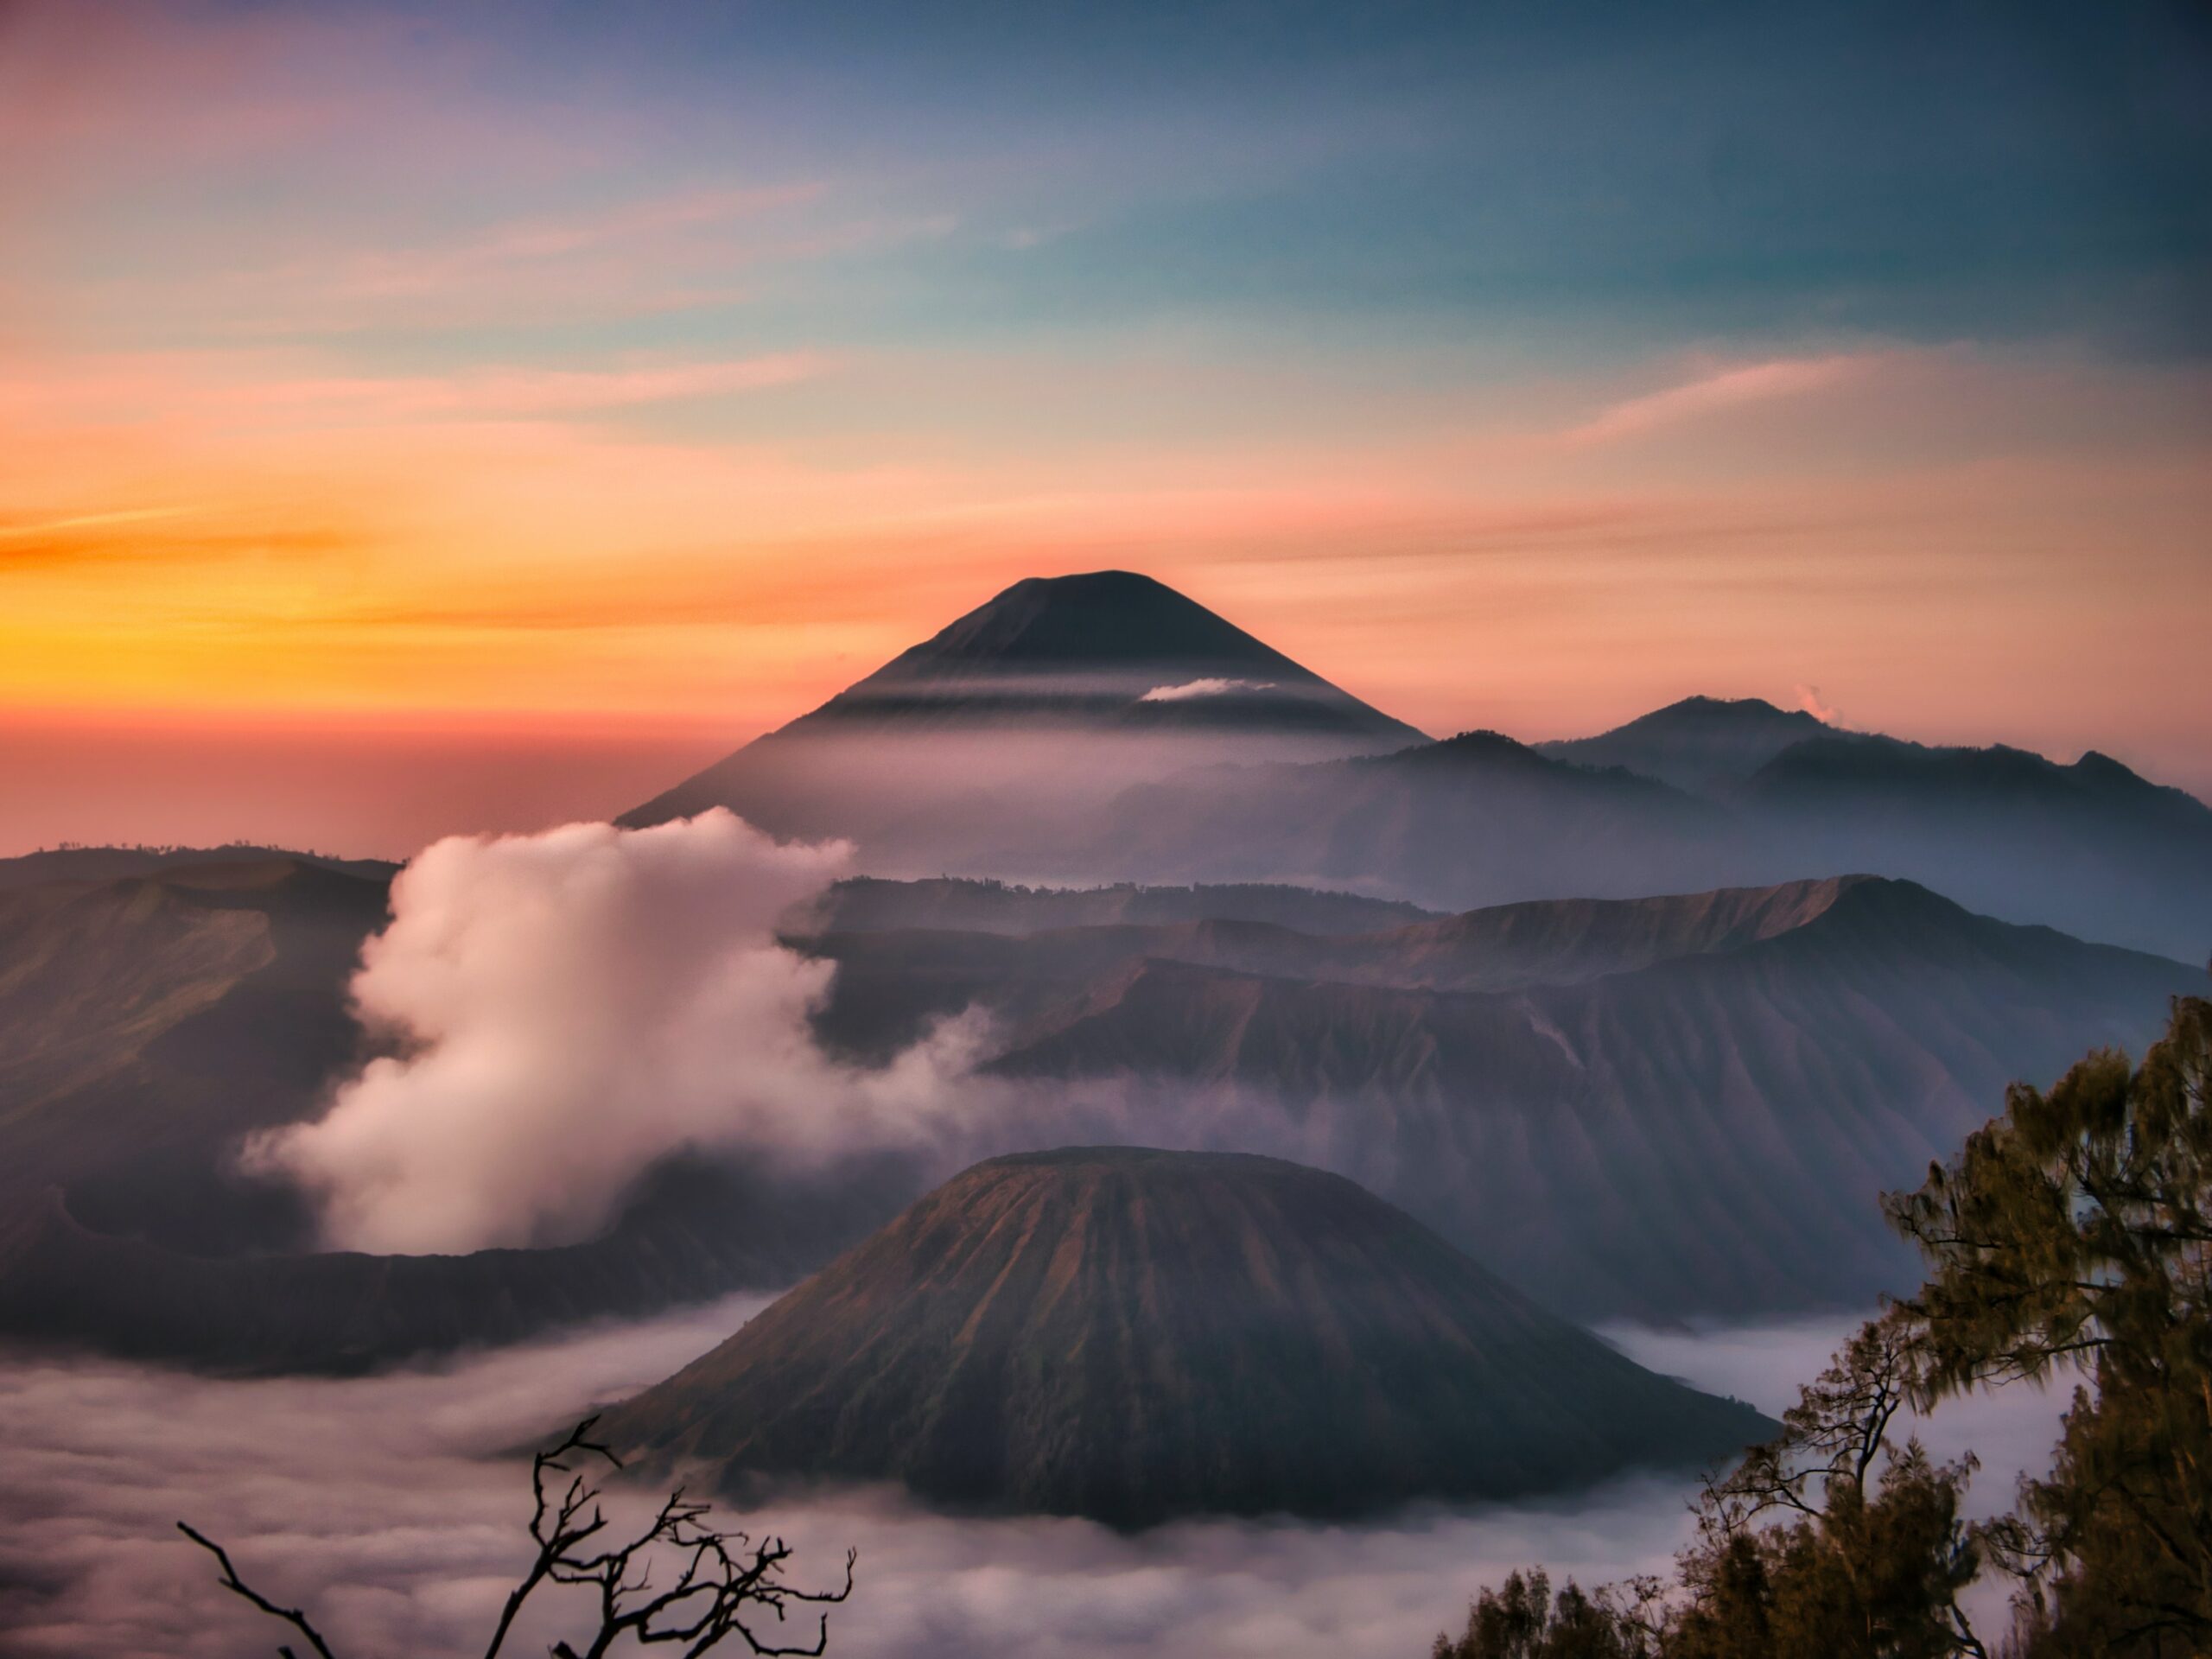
[1729,734,2212,952]
[599,1148,1773,1526]
[0,856,390,1231]
[1088,728,1736,911]
[1537,696,1838,793]
[800,877,2202,1318]
[0,842,397,892]
[1072,726,2212,959]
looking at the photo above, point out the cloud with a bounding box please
[1792,683,1841,724]
[0,1310,2070,1659]
[1557,356,1872,448]
[249,811,988,1254]
[1138,677,1277,702]
[314,185,821,301]
[203,353,826,425]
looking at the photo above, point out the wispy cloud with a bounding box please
[1556,356,1873,448]
[221,353,828,423]
[307,185,823,302]
[1140,677,1276,702]
[0,350,827,431]
[0,506,195,540]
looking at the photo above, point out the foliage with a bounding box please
[1889,995,2211,1656]
[181,1416,854,1659]
[1433,1313,1988,1658]
[1665,1311,1986,1659]
[1430,1567,1658,1659]
[1435,995,2212,1659]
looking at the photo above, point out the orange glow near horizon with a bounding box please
[8,345,2206,769]
[4,1,2208,856]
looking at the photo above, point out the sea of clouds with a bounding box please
[0,1306,2072,1659]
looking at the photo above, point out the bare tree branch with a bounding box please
[181,1418,855,1659]
[176,1522,339,1659]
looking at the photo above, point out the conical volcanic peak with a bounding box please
[794,569,1425,740]
[600,1147,1772,1527]
[618,571,1424,849]
[871,570,1314,677]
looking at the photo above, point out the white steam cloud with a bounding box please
[251,810,986,1255]
[1138,677,1276,702]
[1792,683,1841,725]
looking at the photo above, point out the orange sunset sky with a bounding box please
[4,2,2209,856]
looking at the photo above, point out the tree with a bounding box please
[1662,1309,1986,1659]
[1887,995,2212,1656]
[1430,1567,1659,1659]
[1430,994,2210,1659]
[1431,1313,1987,1658]
[181,1416,855,1659]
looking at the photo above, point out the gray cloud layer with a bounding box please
[0,1309,2070,1659]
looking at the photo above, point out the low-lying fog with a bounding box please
[0,1301,2071,1659]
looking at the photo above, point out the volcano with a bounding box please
[620,572,1424,856]
[785,569,1421,738]
[599,1147,1771,1526]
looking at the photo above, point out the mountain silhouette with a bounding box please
[618,573,2209,954]
[1537,695,1838,793]
[619,571,1427,866]
[1070,724,2212,958]
[622,570,1424,843]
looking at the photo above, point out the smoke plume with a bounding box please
[251,810,986,1255]
[1792,683,1841,724]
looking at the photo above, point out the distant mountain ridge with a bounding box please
[1538,695,1838,792]
[599,1148,1773,1525]
[623,576,2210,957]
[799,874,2200,1318]
[0,842,397,892]
[795,875,1440,938]
[1081,721,2212,958]
[0,849,2196,1369]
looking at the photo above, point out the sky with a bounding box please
[3,0,2209,854]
